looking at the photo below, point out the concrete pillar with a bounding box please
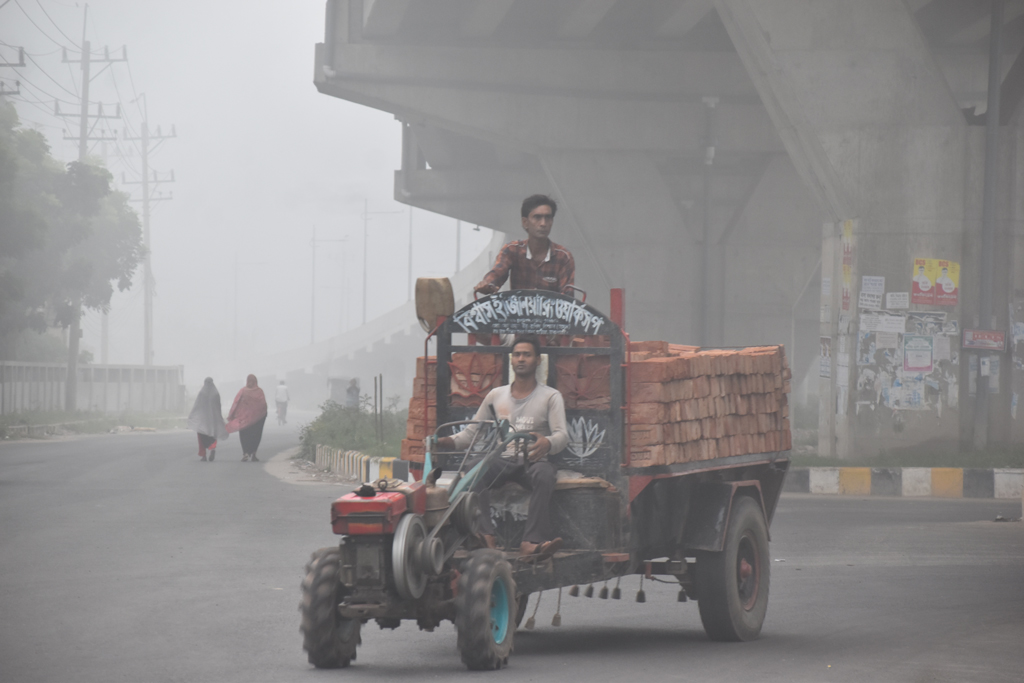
[540,151,700,342]
[718,0,969,458]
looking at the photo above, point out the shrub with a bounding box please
[299,398,406,461]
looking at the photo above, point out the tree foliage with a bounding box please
[0,102,144,359]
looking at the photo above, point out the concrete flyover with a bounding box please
[313,0,1024,456]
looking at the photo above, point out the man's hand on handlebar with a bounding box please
[473,282,498,296]
[526,433,550,462]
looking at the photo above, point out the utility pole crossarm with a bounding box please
[0,47,26,67]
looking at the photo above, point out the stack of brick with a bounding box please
[629,344,792,466]
[401,356,435,464]
[449,352,502,407]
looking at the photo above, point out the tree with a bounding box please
[0,101,144,361]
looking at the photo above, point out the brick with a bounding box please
[630,444,671,467]
[668,344,700,356]
[578,355,610,401]
[629,340,669,355]
[631,382,669,403]
[630,424,664,447]
[401,438,425,463]
[407,399,437,423]
[416,356,437,382]
[412,378,436,397]
[631,357,677,383]
[631,402,668,424]
[405,420,435,440]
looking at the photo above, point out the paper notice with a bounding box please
[933,335,951,362]
[886,292,910,309]
[861,276,885,295]
[859,291,883,310]
[821,277,831,297]
[860,312,906,334]
[876,331,899,348]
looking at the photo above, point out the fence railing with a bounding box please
[0,362,185,415]
[313,445,409,482]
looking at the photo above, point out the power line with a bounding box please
[23,52,80,96]
[9,68,76,103]
[124,59,143,120]
[33,0,80,48]
[0,40,60,57]
[13,0,69,50]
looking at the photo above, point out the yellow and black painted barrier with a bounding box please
[784,467,1023,498]
[313,446,410,482]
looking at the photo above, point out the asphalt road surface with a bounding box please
[1,426,1022,683]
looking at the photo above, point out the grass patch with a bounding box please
[0,411,185,438]
[299,400,406,461]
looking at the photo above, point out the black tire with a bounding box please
[300,547,361,668]
[695,496,770,642]
[455,549,516,670]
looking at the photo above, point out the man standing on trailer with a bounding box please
[437,334,567,558]
[473,194,575,295]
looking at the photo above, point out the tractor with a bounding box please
[300,286,789,670]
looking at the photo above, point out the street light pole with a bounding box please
[362,199,403,325]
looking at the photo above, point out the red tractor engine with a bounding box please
[331,482,426,535]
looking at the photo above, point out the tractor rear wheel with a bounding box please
[695,496,770,642]
[456,549,516,670]
[300,546,361,668]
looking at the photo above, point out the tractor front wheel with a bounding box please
[456,549,516,670]
[300,546,361,668]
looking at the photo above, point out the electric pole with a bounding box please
[124,95,176,366]
[233,253,267,362]
[0,46,25,97]
[362,200,402,325]
[59,7,125,411]
[311,229,349,341]
[455,219,462,272]
[407,207,413,302]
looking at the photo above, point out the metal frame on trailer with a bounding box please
[434,290,626,489]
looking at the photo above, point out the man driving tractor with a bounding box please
[473,194,575,296]
[437,334,567,558]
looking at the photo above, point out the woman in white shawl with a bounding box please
[187,378,228,461]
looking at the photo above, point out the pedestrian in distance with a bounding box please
[187,377,228,462]
[275,380,290,425]
[227,374,268,462]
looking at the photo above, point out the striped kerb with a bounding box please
[838,468,871,495]
[931,468,963,498]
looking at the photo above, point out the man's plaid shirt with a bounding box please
[478,240,575,293]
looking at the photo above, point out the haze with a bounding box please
[2,0,493,389]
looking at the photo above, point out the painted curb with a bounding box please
[784,467,1024,499]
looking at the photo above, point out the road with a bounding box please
[1,426,1022,683]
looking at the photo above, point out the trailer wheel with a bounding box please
[456,549,516,670]
[695,496,770,642]
[300,547,361,668]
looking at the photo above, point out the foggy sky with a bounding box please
[2,0,494,387]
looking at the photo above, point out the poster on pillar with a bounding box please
[933,260,959,306]
[903,335,934,373]
[911,258,936,305]
[911,258,959,307]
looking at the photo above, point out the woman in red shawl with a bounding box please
[226,374,268,461]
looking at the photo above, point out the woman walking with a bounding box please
[227,374,268,462]
[187,378,228,462]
